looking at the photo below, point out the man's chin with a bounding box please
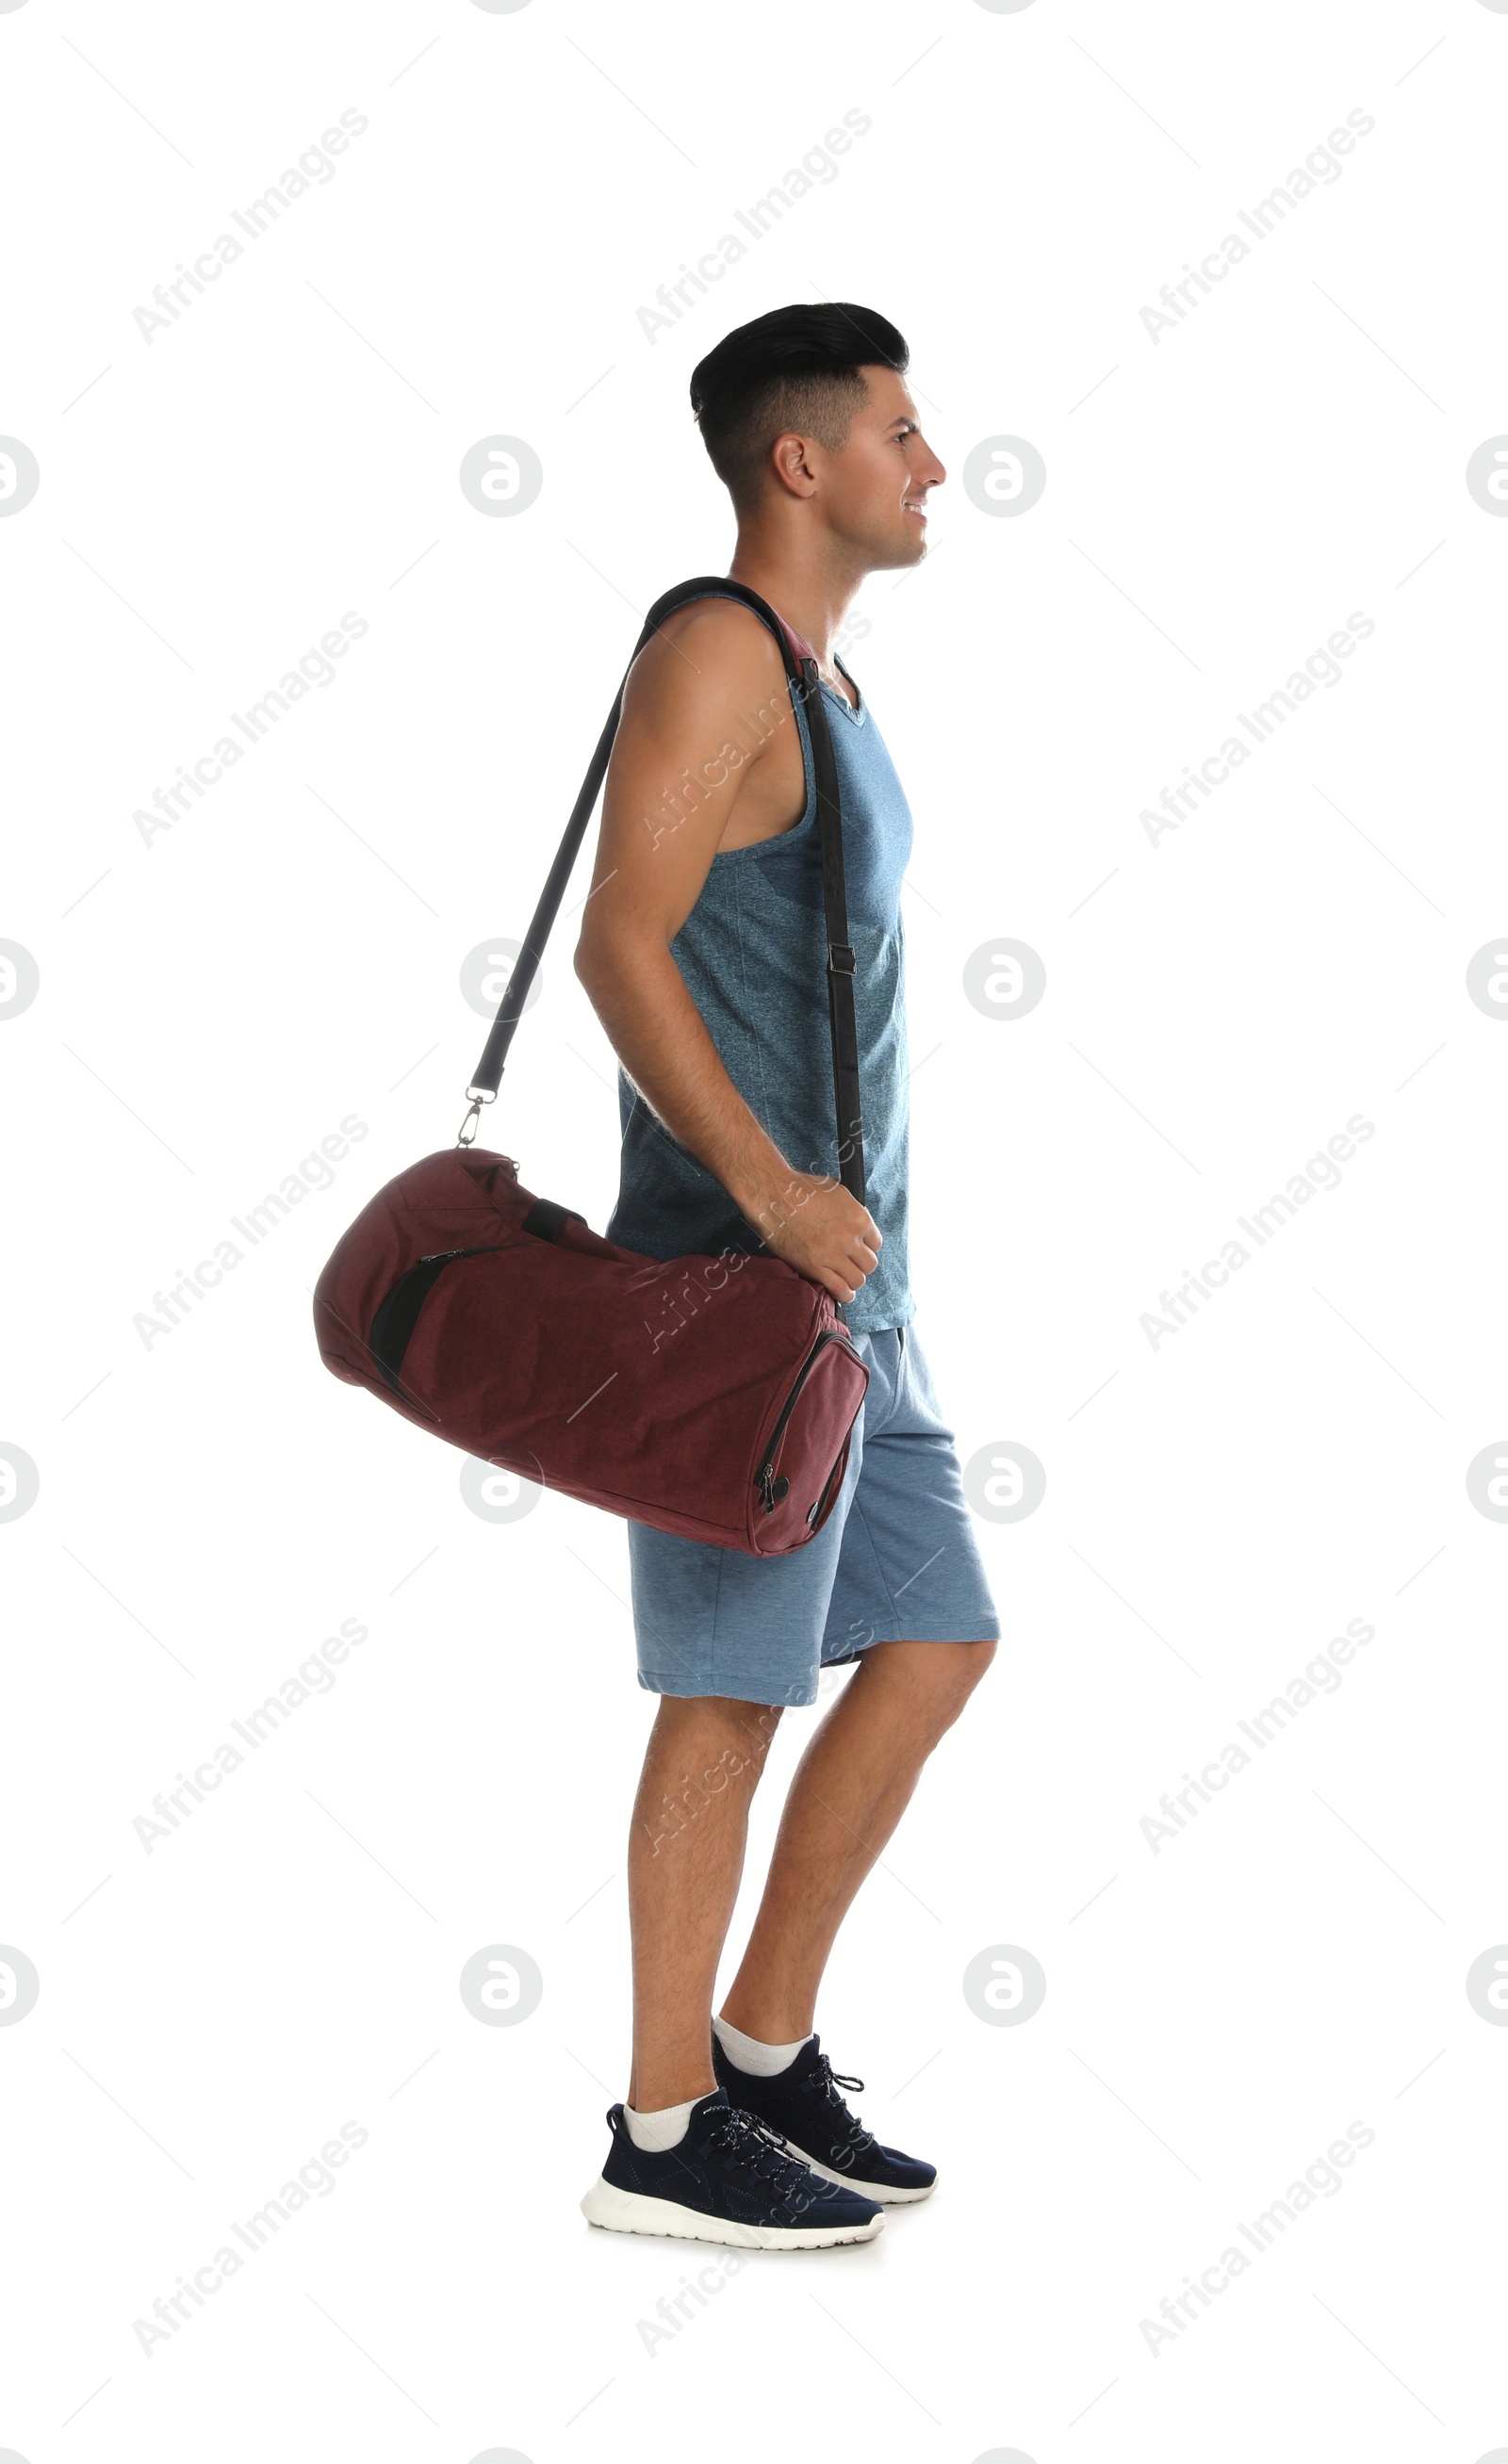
[841,518,931,579]
[871,528,929,573]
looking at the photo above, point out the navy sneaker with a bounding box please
[581,2087,884,2249]
[711,2032,937,2204]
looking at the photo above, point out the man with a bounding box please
[574,304,999,2249]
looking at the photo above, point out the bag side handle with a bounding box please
[461,576,866,1206]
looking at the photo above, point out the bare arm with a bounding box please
[574,599,879,1307]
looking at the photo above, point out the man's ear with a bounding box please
[769,431,819,498]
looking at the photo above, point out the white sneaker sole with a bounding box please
[580,2176,884,2249]
[774,2134,936,2205]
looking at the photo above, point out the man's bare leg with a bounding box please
[718,1639,995,2042]
[625,1693,782,2113]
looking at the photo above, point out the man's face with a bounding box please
[818,366,946,572]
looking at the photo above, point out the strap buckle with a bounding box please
[457,1085,497,1148]
[827,943,856,977]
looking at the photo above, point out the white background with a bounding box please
[4,1,1507,2457]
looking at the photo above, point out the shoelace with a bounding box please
[709,2105,826,2209]
[803,2052,877,2154]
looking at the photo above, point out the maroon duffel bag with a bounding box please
[313,579,871,1555]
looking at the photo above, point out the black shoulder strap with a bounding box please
[463,576,866,1204]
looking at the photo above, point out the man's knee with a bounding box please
[650,1694,784,1785]
[866,1636,996,1734]
[636,1697,783,1858]
[719,1696,784,1781]
[931,1636,996,1718]
[961,1635,997,1686]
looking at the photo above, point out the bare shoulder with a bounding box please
[624,593,786,726]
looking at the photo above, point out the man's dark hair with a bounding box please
[689,303,909,500]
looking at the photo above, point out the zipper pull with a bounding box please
[757,1466,791,1513]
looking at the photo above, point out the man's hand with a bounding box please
[743,1169,882,1307]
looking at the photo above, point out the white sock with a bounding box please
[622,2096,699,2151]
[713,2014,812,2078]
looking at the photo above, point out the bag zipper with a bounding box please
[754,1329,859,1513]
[368,1245,508,1395]
[366,1203,585,1396]
[805,1444,847,1533]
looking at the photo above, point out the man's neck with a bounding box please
[727,545,862,676]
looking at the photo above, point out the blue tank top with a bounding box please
[605,589,914,1334]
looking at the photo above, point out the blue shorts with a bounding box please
[628,1324,1000,1706]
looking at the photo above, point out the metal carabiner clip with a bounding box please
[457,1085,496,1148]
